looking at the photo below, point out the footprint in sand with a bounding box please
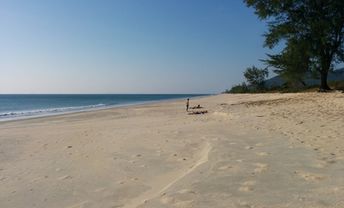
[239,181,256,192]
[173,200,194,207]
[320,156,337,165]
[111,205,124,208]
[255,143,264,147]
[237,201,254,208]
[58,175,72,180]
[312,161,327,168]
[295,171,325,182]
[161,195,192,206]
[327,160,336,164]
[177,158,188,162]
[256,152,269,156]
[218,165,233,170]
[177,189,196,194]
[94,187,106,193]
[160,195,175,204]
[253,163,268,173]
[131,154,142,158]
[66,201,90,208]
[245,146,254,150]
[160,190,195,207]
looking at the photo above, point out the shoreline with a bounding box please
[0,94,212,123]
[1,92,344,208]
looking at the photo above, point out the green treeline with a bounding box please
[227,0,344,93]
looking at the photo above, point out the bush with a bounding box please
[244,66,269,90]
[226,82,249,93]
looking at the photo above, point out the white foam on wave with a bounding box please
[0,103,107,120]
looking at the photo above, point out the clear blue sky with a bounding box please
[0,0,270,94]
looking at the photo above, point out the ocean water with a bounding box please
[0,94,205,121]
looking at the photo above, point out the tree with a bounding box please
[264,38,310,87]
[244,66,269,89]
[227,82,249,93]
[244,0,344,91]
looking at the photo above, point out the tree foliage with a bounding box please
[263,38,310,87]
[244,66,269,89]
[244,0,344,90]
[227,82,249,93]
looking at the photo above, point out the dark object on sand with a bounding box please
[188,110,208,115]
[190,104,203,109]
[186,98,190,112]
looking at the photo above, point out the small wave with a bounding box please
[0,103,107,119]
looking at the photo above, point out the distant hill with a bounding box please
[265,68,344,88]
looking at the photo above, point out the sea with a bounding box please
[0,94,206,121]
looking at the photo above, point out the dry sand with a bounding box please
[1,92,344,208]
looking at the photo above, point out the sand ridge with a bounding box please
[123,142,211,208]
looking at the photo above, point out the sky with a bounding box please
[0,0,270,94]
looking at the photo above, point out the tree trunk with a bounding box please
[319,55,332,92]
[319,70,331,91]
[299,79,306,87]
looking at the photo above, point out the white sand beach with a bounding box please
[1,93,344,208]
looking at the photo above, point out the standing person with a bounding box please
[186,98,190,112]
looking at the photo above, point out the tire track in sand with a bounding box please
[122,142,211,208]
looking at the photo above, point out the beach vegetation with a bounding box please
[244,0,344,91]
[226,82,249,93]
[225,66,268,93]
[244,66,269,90]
